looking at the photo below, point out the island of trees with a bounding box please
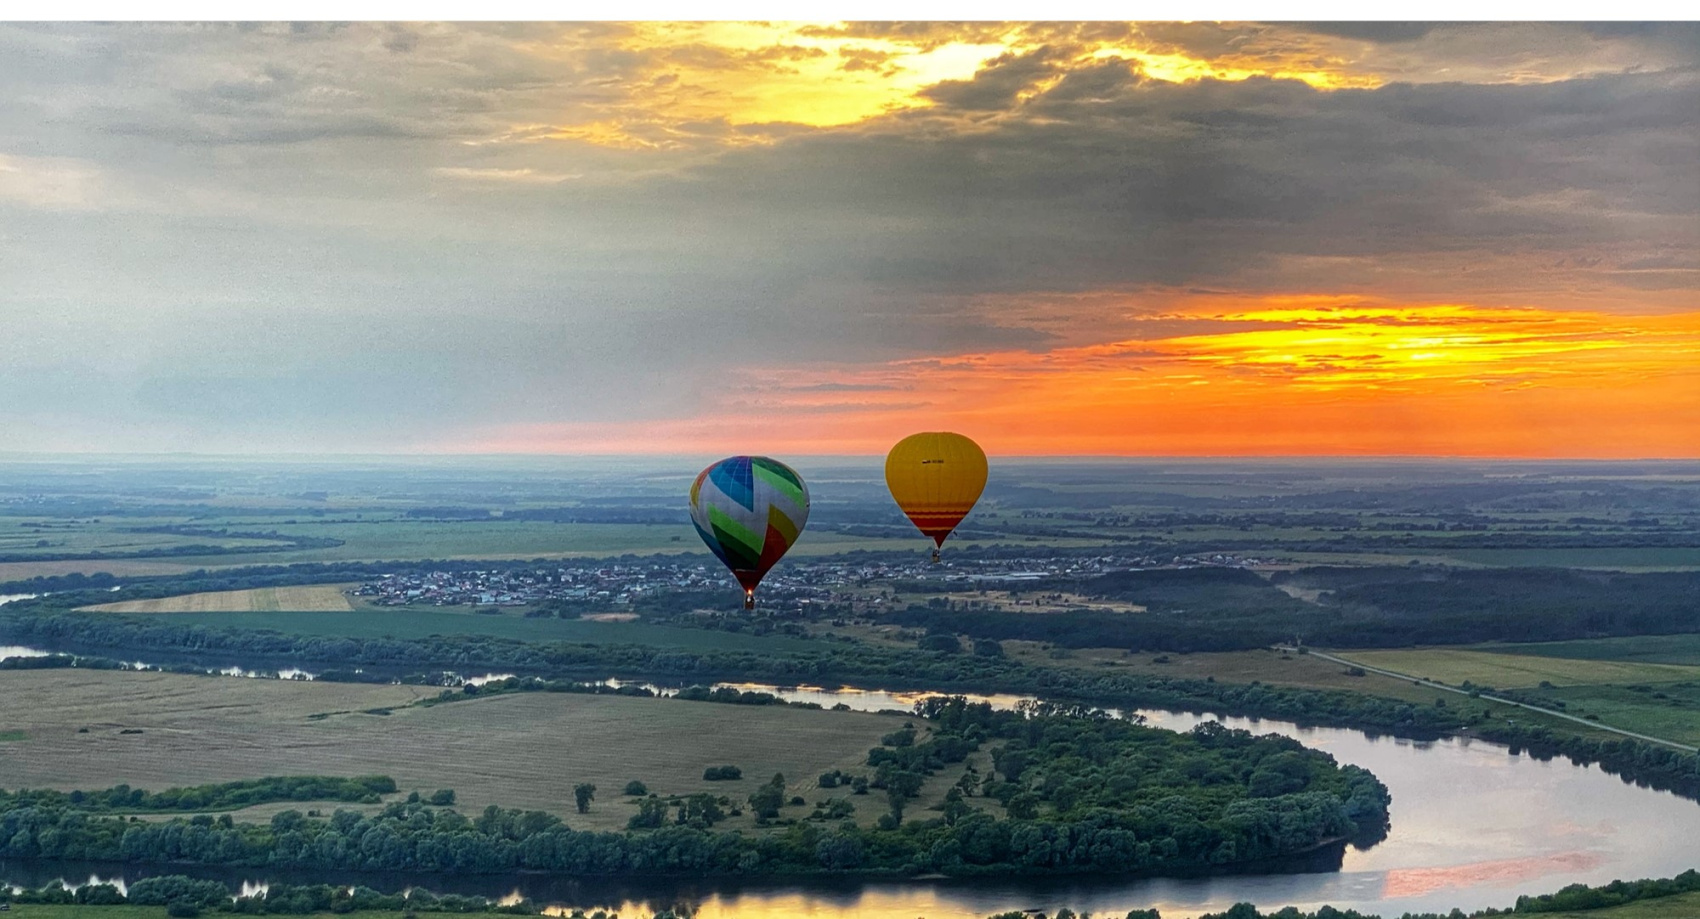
[0,699,1388,880]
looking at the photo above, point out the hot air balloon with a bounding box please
[885,432,988,563]
[689,456,810,609]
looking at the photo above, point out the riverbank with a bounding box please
[3,666,1700,918]
[7,870,1700,919]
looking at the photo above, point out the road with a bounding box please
[1280,645,1700,753]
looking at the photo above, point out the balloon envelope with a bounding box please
[884,432,988,550]
[689,456,810,605]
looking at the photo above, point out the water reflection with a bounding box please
[4,672,1700,917]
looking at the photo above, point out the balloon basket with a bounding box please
[743,591,755,610]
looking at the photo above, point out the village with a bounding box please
[351,550,1270,611]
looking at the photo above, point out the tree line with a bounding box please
[5,594,1697,804]
[0,702,1386,880]
[0,775,396,813]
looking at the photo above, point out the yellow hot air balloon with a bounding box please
[884,432,988,563]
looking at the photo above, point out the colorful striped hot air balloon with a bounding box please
[689,456,810,609]
[884,432,988,563]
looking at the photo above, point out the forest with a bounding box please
[0,701,1387,879]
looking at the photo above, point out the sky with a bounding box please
[2,21,1697,458]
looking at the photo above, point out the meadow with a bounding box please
[85,584,356,613]
[1508,893,1700,919]
[1481,634,1700,667]
[0,669,917,834]
[1344,648,1700,689]
[1439,547,1700,570]
[1317,645,1700,747]
[87,607,818,651]
[5,458,1698,582]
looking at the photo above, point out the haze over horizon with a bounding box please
[5,21,1697,458]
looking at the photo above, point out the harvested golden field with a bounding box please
[81,583,356,613]
[0,670,917,833]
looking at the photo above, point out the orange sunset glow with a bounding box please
[459,297,1700,457]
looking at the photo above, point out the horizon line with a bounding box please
[2,451,1698,464]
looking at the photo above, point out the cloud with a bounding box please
[0,22,1695,454]
[432,166,580,183]
[0,153,112,210]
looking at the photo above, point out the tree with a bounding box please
[623,780,648,796]
[627,797,668,830]
[572,783,596,815]
[748,774,786,820]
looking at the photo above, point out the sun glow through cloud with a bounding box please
[460,298,1700,458]
[501,22,1391,150]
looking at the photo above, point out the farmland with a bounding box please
[1483,634,1700,667]
[86,607,819,651]
[1344,648,1700,690]
[83,584,357,613]
[1325,645,1700,747]
[0,669,921,834]
[1516,893,1700,919]
[4,458,1699,582]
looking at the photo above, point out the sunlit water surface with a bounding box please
[3,675,1698,917]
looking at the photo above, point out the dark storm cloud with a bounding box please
[632,66,1696,297]
[1290,23,1444,43]
[920,47,1063,111]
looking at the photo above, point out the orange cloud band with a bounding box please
[457,297,1700,458]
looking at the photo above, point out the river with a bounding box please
[3,671,1699,917]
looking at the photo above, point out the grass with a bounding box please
[1439,547,1700,570]
[1481,635,1700,667]
[82,584,357,614]
[0,729,26,742]
[0,669,916,834]
[0,559,204,581]
[1344,648,1700,689]
[1321,646,1700,747]
[1524,683,1700,746]
[96,608,817,651]
[1527,891,1700,918]
[4,512,1112,578]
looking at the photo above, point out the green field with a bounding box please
[1439,547,1700,570]
[1330,644,1700,747]
[1534,683,1700,746]
[1,514,1111,576]
[1524,892,1700,919]
[107,608,817,651]
[1346,648,1700,689]
[1483,635,1700,667]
